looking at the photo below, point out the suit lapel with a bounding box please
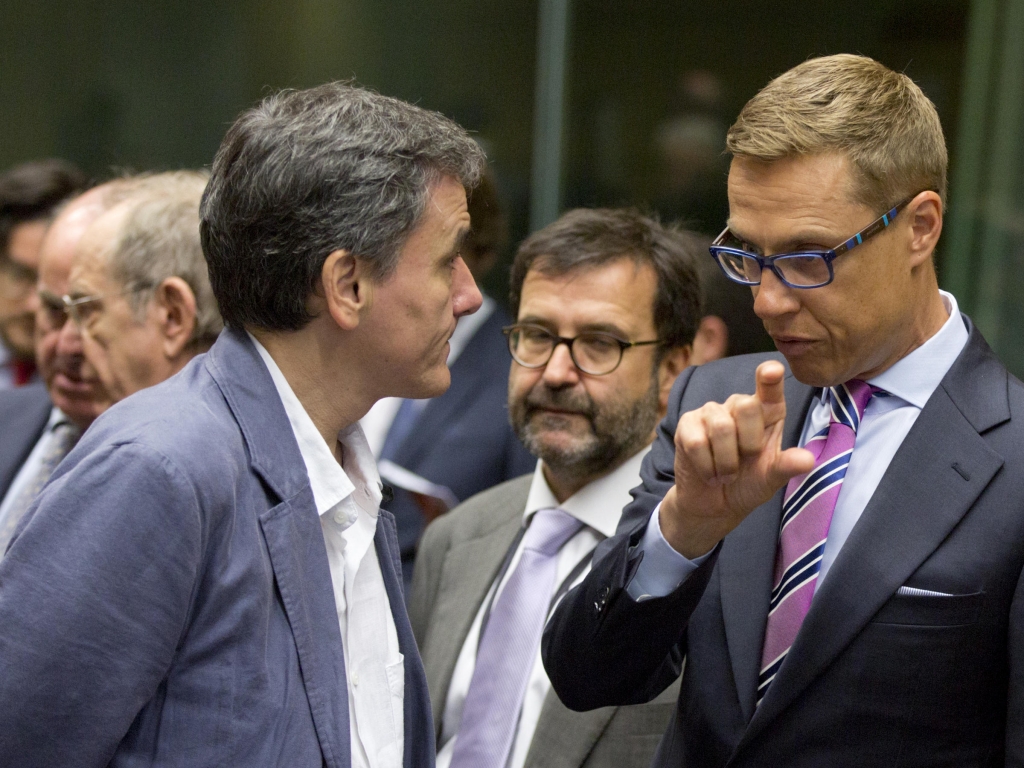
[524,693,616,768]
[259,488,350,768]
[422,494,526,730]
[719,372,815,724]
[738,327,1008,749]
[208,329,350,767]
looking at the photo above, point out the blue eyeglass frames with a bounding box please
[709,193,922,289]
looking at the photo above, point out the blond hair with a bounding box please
[726,54,947,211]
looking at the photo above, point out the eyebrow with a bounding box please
[517,316,632,338]
[725,222,843,254]
[448,227,471,261]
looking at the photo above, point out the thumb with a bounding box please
[766,446,816,489]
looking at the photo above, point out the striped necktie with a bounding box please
[757,380,881,704]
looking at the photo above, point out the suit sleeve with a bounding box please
[542,366,720,711]
[0,441,204,768]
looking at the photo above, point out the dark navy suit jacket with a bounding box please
[0,383,52,501]
[387,306,534,583]
[545,319,1024,767]
[0,328,435,767]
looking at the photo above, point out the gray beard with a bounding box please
[510,373,660,481]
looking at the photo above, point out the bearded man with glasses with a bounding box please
[544,54,1024,766]
[409,207,703,768]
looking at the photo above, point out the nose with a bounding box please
[752,266,801,321]
[452,256,483,318]
[55,311,85,356]
[540,341,581,388]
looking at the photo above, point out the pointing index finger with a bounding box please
[755,360,787,424]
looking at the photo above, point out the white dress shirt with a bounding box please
[0,407,67,524]
[630,290,970,599]
[437,447,649,768]
[250,336,404,768]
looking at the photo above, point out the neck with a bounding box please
[541,449,636,505]
[862,281,949,381]
[250,323,372,454]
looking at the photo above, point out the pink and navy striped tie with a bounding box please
[757,379,880,704]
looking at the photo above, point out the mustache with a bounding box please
[523,385,595,419]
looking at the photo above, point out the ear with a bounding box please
[690,315,729,365]
[906,190,943,269]
[321,249,373,331]
[656,344,691,418]
[153,277,198,360]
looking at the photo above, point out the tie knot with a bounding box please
[522,507,583,556]
[827,379,884,432]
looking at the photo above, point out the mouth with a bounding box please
[770,335,817,355]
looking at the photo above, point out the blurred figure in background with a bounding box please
[652,70,730,236]
[690,239,775,364]
[362,167,534,587]
[0,159,86,389]
[410,208,702,768]
[67,171,221,403]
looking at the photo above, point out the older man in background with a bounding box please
[67,171,221,403]
[410,208,702,768]
[0,159,85,389]
[0,182,116,552]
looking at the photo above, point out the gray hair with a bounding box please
[107,171,223,347]
[199,82,486,331]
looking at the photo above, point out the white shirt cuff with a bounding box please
[626,502,714,601]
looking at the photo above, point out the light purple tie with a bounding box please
[449,507,583,768]
[758,380,880,704]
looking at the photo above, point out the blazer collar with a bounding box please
[204,327,311,504]
[735,320,1008,754]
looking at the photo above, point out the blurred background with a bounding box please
[2,0,1021,373]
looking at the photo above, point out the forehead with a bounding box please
[7,219,49,268]
[518,258,658,330]
[726,154,871,247]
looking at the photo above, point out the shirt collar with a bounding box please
[248,333,382,519]
[866,290,969,408]
[522,445,650,539]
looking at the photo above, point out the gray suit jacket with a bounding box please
[0,383,52,500]
[410,475,678,768]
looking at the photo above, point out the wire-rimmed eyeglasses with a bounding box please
[503,323,661,376]
[37,289,129,330]
[709,194,924,289]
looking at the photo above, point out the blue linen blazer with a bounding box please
[0,328,434,768]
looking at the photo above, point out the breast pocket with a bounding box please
[871,589,984,627]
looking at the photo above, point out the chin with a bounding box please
[410,366,451,400]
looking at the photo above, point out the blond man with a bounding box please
[544,54,1024,765]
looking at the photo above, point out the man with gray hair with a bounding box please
[0,84,483,767]
[545,54,1024,765]
[65,171,222,403]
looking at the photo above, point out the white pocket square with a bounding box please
[896,585,956,598]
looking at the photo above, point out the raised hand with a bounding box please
[659,361,815,559]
